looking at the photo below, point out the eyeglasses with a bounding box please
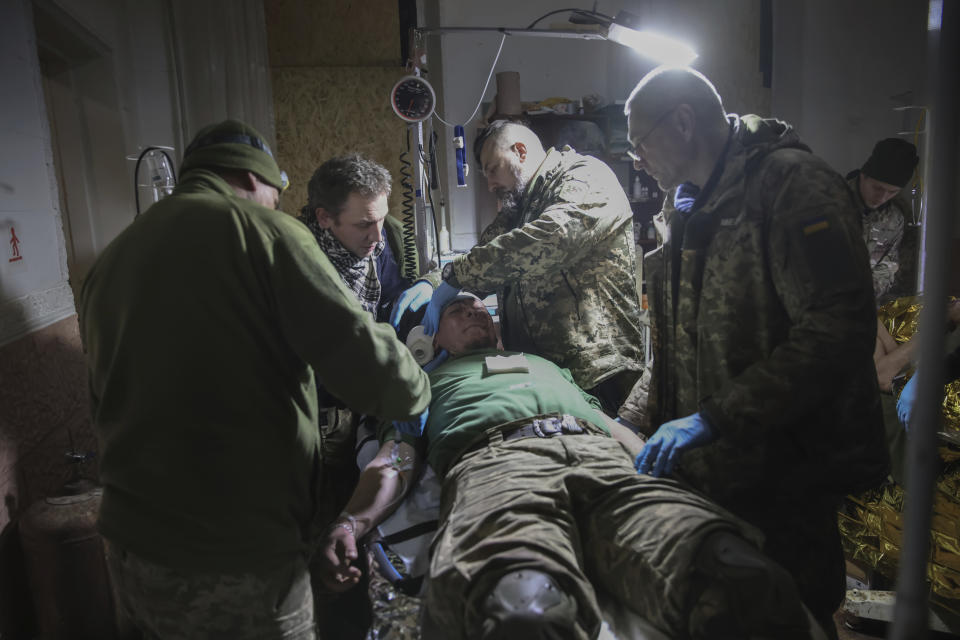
[626,107,675,162]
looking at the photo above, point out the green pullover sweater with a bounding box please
[79,170,430,571]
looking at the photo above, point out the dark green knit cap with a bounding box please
[180,119,288,191]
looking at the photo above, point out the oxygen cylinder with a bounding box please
[19,475,117,639]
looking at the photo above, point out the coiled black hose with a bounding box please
[398,128,419,279]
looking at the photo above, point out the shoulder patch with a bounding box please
[802,217,830,235]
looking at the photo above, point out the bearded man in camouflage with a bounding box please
[392,121,645,414]
[622,66,888,639]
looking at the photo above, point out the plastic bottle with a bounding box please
[438,200,451,254]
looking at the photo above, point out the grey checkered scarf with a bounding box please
[302,216,383,315]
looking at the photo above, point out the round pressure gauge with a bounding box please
[390,75,436,123]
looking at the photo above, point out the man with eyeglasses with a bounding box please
[620,66,887,639]
[392,120,645,415]
[79,120,430,639]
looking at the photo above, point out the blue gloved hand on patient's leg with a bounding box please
[634,412,717,477]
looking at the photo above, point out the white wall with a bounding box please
[426,0,768,250]
[771,1,928,176]
[0,0,183,346]
[0,0,275,346]
[0,0,75,346]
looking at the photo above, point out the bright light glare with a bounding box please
[607,24,697,66]
[928,0,942,31]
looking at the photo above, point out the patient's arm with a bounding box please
[319,439,423,592]
[875,318,917,392]
[874,303,960,392]
[595,410,647,460]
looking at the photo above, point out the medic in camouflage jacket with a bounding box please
[444,146,645,392]
[846,171,912,301]
[624,115,888,508]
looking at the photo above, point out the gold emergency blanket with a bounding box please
[840,297,960,610]
[877,296,960,436]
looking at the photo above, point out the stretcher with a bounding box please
[354,422,670,640]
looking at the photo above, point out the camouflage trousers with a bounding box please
[423,431,762,639]
[739,500,846,640]
[104,541,316,639]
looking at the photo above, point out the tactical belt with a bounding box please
[459,414,599,460]
[502,414,589,441]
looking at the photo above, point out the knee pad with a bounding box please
[479,569,578,640]
[689,531,812,640]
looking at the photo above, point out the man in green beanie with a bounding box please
[78,119,430,639]
[846,137,920,302]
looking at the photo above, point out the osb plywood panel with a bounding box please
[264,0,401,68]
[0,315,95,532]
[272,66,411,220]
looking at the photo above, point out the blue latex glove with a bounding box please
[393,407,429,438]
[390,281,434,328]
[423,349,449,373]
[634,412,718,477]
[898,375,918,430]
[422,281,460,336]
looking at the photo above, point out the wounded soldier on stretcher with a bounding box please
[318,292,824,640]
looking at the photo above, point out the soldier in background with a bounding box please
[392,121,645,414]
[846,137,920,302]
[624,67,888,639]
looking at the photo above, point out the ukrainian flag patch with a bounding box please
[803,217,830,235]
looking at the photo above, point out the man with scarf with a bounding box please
[620,66,888,639]
[300,154,413,323]
[299,153,419,637]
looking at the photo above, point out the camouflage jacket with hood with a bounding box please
[447,146,645,390]
[625,115,888,508]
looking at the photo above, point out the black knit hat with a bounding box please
[861,138,918,188]
[180,120,288,191]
